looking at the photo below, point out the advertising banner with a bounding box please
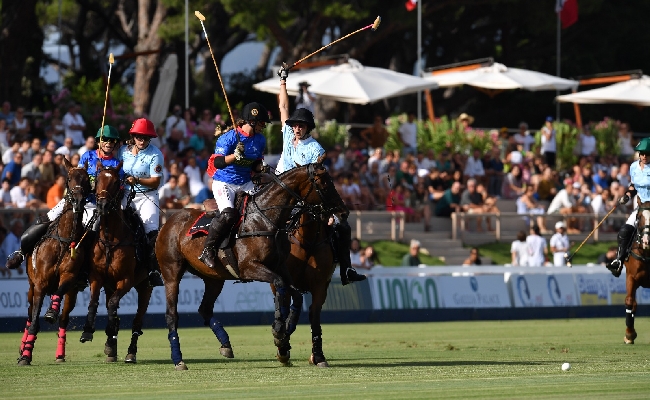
[369,276,441,310]
[437,275,510,308]
[575,273,611,305]
[509,274,579,307]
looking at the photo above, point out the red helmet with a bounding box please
[129,118,157,138]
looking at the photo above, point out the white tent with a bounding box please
[556,76,650,106]
[425,62,578,91]
[253,59,438,105]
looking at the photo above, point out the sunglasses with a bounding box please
[100,139,117,144]
[133,135,151,141]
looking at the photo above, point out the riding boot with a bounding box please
[199,208,239,269]
[6,216,52,269]
[607,224,635,277]
[146,230,164,287]
[335,218,367,286]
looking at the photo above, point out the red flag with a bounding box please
[556,0,578,29]
[405,0,417,12]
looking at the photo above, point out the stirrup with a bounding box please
[198,248,216,269]
[6,250,25,269]
[607,259,623,277]
[341,267,366,286]
[148,271,164,287]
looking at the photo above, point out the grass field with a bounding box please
[2,318,650,398]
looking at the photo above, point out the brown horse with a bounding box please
[18,160,92,365]
[621,200,650,344]
[273,203,348,367]
[79,161,153,363]
[157,163,341,370]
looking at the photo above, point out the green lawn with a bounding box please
[2,319,650,398]
[364,240,445,266]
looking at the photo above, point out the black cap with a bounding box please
[285,108,315,131]
[242,102,270,123]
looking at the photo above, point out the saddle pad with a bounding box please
[187,212,215,237]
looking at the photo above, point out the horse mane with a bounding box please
[253,164,310,198]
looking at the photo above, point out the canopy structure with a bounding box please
[148,54,178,127]
[556,76,650,106]
[253,58,438,105]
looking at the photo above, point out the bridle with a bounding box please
[630,205,650,262]
[95,167,123,213]
[64,167,91,214]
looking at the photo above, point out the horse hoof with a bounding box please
[17,357,31,366]
[276,349,291,365]
[105,356,118,363]
[271,324,286,342]
[79,332,93,343]
[44,309,59,324]
[175,361,188,371]
[309,354,329,368]
[219,346,234,359]
[104,346,117,357]
[55,357,66,363]
[124,354,137,364]
[624,336,635,344]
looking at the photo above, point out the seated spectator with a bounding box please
[10,177,41,208]
[0,118,9,149]
[598,246,617,266]
[69,152,80,168]
[460,179,489,231]
[0,226,9,277]
[11,107,31,142]
[160,175,189,209]
[464,149,485,186]
[1,151,23,186]
[511,230,528,266]
[47,175,66,209]
[547,180,585,234]
[355,168,377,211]
[21,152,42,182]
[437,150,453,173]
[2,219,24,273]
[350,238,362,269]
[536,167,557,206]
[2,141,19,164]
[77,135,96,156]
[183,155,208,201]
[593,166,610,192]
[0,178,12,207]
[366,162,386,207]
[38,150,56,191]
[401,239,422,266]
[517,185,549,233]
[476,183,499,230]
[435,181,462,218]
[55,137,75,158]
[359,245,380,269]
[501,164,525,199]
[176,173,197,208]
[367,148,383,170]
[462,247,482,266]
[385,183,415,222]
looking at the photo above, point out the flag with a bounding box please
[405,0,417,12]
[556,0,578,29]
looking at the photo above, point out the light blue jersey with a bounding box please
[118,144,164,192]
[79,149,122,203]
[275,124,325,174]
[630,160,650,202]
[213,127,266,185]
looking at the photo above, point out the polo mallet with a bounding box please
[564,205,619,267]
[195,11,235,128]
[287,16,381,71]
[99,53,114,144]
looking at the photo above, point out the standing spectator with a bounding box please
[578,126,597,158]
[549,221,570,267]
[526,225,548,267]
[513,122,535,152]
[62,103,86,148]
[349,238,363,269]
[11,107,30,142]
[401,239,422,266]
[511,230,528,266]
[463,247,483,266]
[1,152,23,186]
[540,116,557,168]
[360,115,390,151]
[46,175,66,209]
[0,101,14,125]
[165,104,186,152]
[457,113,474,132]
[2,219,24,273]
[464,148,485,185]
[435,181,462,218]
[398,112,417,156]
[77,135,96,156]
[618,122,635,162]
[295,81,317,114]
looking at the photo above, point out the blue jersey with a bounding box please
[118,144,164,192]
[630,160,650,202]
[213,127,266,185]
[275,124,325,174]
[79,149,122,203]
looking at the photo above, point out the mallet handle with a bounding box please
[289,24,373,70]
[566,205,619,263]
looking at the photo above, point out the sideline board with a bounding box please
[437,275,510,308]
[508,273,579,307]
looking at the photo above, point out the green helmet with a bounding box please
[635,137,650,153]
[95,125,120,141]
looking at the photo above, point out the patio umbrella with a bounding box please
[556,76,650,106]
[253,58,438,105]
[425,62,578,91]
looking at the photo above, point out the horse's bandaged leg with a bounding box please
[626,307,635,329]
[19,320,31,353]
[286,293,303,336]
[168,330,183,365]
[56,328,66,359]
[209,317,230,346]
[21,334,37,359]
[49,294,61,313]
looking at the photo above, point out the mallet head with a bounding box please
[109,53,114,64]
[195,11,206,21]
[372,16,381,31]
[564,253,573,268]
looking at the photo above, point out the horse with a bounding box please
[273,200,348,368]
[621,200,650,344]
[78,160,153,363]
[17,159,92,365]
[157,163,341,370]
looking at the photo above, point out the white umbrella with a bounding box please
[148,54,178,127]
[253,59,438,105]
[556,76,650,106]
[425,62,578,91]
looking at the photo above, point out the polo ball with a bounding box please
[561,362,571,371]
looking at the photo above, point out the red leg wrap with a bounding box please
[22,334,36,359]
[50,294,62,312]
[56,328,66,359]
[19,321,31,353]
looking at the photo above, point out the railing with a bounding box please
[450,211,628,241]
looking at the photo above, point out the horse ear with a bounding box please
[62,156,73,171]
[316,153,326,165]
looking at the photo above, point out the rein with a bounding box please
[630,206,650,262]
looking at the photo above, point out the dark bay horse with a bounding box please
[621,200,650,344]
[157,163,340,370]
[18,160,91,365]
[79,161,153,363]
